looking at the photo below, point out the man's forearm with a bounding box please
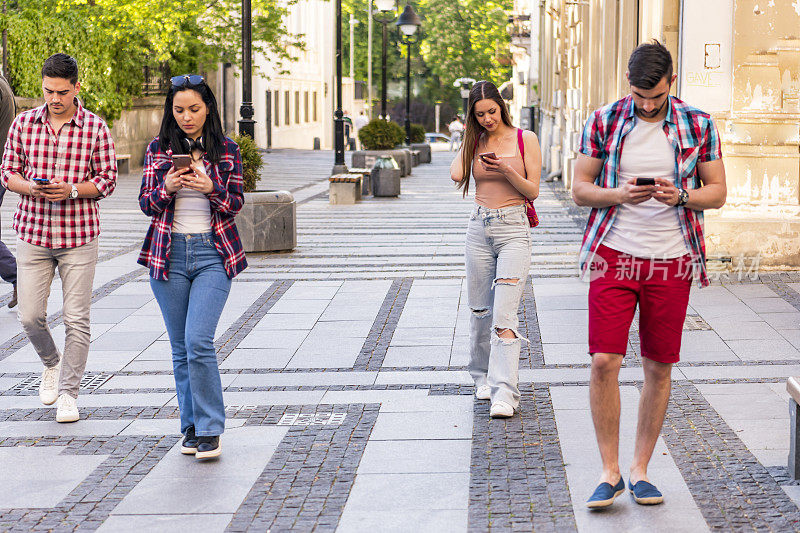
[572,181,621,208]
[684,183,726,211]
[5,173,31,196]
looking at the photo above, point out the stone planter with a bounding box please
[411,143,431,163]
[371,167,401,197]
[239,190,296,252]
[352,149,411,176]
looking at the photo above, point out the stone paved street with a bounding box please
[1,149,800,531]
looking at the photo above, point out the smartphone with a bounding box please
[635,177,656,186]
[32,177,50,185]
[478,152,497,161]
[172,154,192,170]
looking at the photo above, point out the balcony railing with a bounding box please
[142,64,171,96]
[507,14,531,48]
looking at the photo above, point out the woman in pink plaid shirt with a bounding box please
[138,75,247,460]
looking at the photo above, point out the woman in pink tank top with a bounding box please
[449,81,542,419]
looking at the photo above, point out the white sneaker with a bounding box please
[39,362,61,405]
[490,401,514,418]
[56,394,79,423]
[475,385,491,400]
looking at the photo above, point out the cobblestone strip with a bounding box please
[519,275,544,368]
[353,277,413,371]
[0,435,177,532]
[216,280,293,363]
[661,381,800,531]
[761,275,800,313]
[226,403,379,532]
[0,268,147,362]
[468,384,576,532]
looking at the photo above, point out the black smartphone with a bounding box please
[32,177,50,185]
[479,152,497,162]
[635,177,656,186]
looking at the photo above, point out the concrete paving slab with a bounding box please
[337,510,467,533]
[97,514,234,533]
[383,345,452,367]
[110,426,287,515]
[0,446,108,508]
[370,411,473,440]
[550,385,708,532]
[358,440,471,474]
[228,371,376,387]
[343,473,469,511]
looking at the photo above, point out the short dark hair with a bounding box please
[627,40,673,90]
[41,54,79,85]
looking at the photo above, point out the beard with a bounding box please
[635,96,669,119]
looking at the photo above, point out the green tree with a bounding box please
[417,0,513,102]
[1,0,304,124]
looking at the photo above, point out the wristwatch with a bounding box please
[69,185,79,200]
[676,188,689,207]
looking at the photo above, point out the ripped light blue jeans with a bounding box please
[465,203,532,408]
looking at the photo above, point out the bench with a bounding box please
[328,174,363,205]
[116,153,131,175]
[788,377,800,478]
[348,167,372,196]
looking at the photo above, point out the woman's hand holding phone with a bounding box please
[478,152,513,176]
[164,165,191,194]
[183,161,214,195]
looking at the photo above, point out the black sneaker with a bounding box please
[180,426,198,455]
[195,436,221,460]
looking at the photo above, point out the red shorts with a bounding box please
[588,244,692,364]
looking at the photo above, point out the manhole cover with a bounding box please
[278,412,347,426]
[11,372,113,393]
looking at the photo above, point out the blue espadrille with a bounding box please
[586,476,625,509]
[628,479,664,505]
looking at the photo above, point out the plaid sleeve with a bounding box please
[0,116,24,187]
[698,117,722,163]
[138,144,174,217]
[207,146,245,216]
[89,122,118,198]
[578,110,605,159]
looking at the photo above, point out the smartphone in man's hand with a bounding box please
[32,177,50,185]
[635,177,656,186]
[172,154,192,170]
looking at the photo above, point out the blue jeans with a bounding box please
[465,204,532,408]
[150,232,231,436]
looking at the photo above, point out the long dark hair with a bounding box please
[457,80,514,196]
[158,80,227,163]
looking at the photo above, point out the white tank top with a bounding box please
[172,163,212,234]
[602,119,690,259]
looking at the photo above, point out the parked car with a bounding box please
[425,132,451,144]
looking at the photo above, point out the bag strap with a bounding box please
[517,128,524,158]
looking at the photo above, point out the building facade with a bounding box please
[526,0,800,265]
[222,0,365,151]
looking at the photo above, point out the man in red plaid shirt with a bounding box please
[0,53,117,423]
[572,41,726,508]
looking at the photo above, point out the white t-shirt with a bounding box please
[172,164,212,234]
[602,119,690,259]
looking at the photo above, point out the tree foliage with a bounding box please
[417,0,513,102]
[0,0,304,125]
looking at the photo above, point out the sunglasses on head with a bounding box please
[171,74,205,88]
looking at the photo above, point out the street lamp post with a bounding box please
[373,0,396,120]
[453,77,476,119]
[396,4,421,146]
[238,0,256,138]
[333,0,348,174]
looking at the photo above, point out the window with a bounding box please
[304,91,309,123]
[284,91,290,125]
[313,91,318,122]
[294,91,300,124]
[274,91,280,126]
